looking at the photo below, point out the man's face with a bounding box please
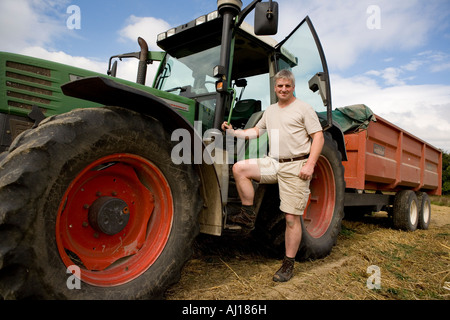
[275,78,295,103]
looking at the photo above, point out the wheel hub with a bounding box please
[56,154,173,286]
[88,196,130,236]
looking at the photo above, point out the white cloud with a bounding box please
[276,0,440,71]
[112,58,160,86]
[113,15,172,84]
[0,0,169,88]
[431,62,450,73]
[424,51,450,73]
[331,73,450,152]
[18,46,158,86]
[363,50,450,87]
[0,0,107,75]
[118,15,171,50]
[0,0,70,52]
[366,67,406,86]
[20,46,107,73]
[401,60,424,72]
[0,1,162,85]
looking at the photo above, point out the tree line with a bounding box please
[443,151,450,195]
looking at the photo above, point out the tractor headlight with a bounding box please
[166,28,176,37]
[157,10,219,43]
[157,32,166,42]
[207,10,219,21]
[195,15,207,26]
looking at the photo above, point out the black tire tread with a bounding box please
[0,107,201,299]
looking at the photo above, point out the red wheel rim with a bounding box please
[56,154,173,287]
[303,155,336,238]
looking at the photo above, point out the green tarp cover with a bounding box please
[321,104,377,133]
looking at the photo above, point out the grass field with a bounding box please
[167,200,450,300]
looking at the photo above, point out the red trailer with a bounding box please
[337,105,443,231]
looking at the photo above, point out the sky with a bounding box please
[1,0,449,152]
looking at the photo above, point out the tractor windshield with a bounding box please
[154,46,220,131]
[154,45,220,97]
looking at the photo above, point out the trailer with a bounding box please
[335,104,442,231]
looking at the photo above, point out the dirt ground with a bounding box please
[166,205,450,300]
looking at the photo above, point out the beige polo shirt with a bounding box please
[255,99,322,159]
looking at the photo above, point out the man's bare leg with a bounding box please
[273,213,302,282]
[232,159,261,205]
[285,213,302,258]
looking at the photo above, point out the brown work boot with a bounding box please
[273,256,295,282]
[227,205,256,230]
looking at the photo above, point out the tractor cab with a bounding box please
[153,4,332,135]
[154,16,278,133]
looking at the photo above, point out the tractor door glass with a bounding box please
[237,73,271,110]
[276,17,331,115]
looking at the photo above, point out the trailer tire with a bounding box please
[256,132,345,260]
[0,107,201,299]
[393,190,419,231]
[416,192,431,230]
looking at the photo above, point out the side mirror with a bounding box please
[309,72,328,107]
[254,1,279,35]
[109,61,118,78]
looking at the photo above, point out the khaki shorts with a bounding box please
[257,156,310,215]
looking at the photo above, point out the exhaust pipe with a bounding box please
[136,37,149,85]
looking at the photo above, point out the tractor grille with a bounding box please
[4,60,55,113]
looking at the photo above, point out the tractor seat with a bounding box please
[229,99,261,128]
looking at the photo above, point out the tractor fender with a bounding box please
[325,120,348,161]
[61,76,224,236]
[62,76,198,137]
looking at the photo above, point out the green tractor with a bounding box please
[0,0,345,299]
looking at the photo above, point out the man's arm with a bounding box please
[221,121,260,140]
[299,131,324,180]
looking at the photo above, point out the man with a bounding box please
[221,69,324,282]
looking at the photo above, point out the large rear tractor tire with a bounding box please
[0,107,201,299]
[256,132,345,260]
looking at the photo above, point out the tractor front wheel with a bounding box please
[0,107,201,299]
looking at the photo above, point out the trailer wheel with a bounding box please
[393,190,419,231]
[416,192,431,230]
[256,132,345,260]
[0,107,201,299]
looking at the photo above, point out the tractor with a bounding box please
[0,0,346,299]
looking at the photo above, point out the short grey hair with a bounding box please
[274,69,295,87]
